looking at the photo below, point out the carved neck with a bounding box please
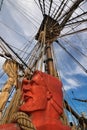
[30,101,60,127]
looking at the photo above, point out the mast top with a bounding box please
[35,14,60,44]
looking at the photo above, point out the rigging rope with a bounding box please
[0,21,28,41]
[61,38,87,58]
[34,0,42,12]
[48,0,85,35]
[65,19,87,27]
[0,72,5,80]
[53,43,82,117]
[53,0,65,19]
[48,0,53,16]
[0,0,4,11]
[56,40,87,73]
[73,98,87,103]
[7,0,39,28]
[38,0,44,15]
[0,37,33,73]
[57,0,84,31]
[55,0,69,20]
[57,0,85,22]
[59,28,87,38]
[46,0,86,44]
[42,0,45,14]
[68,11,87,22]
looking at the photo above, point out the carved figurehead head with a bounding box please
[0,71,71,130]
[19,70,63,117]
[19,71,71,130]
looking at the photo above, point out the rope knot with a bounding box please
[11,112,36,130]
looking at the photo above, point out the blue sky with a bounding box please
[53,39,87,119]
[0,0,87,123]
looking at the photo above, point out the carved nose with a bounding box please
[22,78,31,92]
[22,84,31,93]
[22,78,30,85]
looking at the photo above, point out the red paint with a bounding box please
[0,123,20,130]
[19,71,71,130]
[0,71,71,130]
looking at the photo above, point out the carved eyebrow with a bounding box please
[29,80,39,85]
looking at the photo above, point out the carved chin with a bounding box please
[19,103,31,112]
[19,100,34,112]
[19,101,47,113]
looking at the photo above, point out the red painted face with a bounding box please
[19,73,48,113]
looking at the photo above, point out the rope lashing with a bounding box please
[11,112,36,130]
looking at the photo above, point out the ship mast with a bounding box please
[0,0,87,129]
[35,14,60,77]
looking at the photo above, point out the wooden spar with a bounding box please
[35,14,60,77]
[46,42,56,76]
[35,14,71,124]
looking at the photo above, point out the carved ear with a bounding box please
[47,91,52,100]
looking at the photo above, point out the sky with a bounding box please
[0,0,87,123]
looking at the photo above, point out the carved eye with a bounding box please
[30,80,39,86]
